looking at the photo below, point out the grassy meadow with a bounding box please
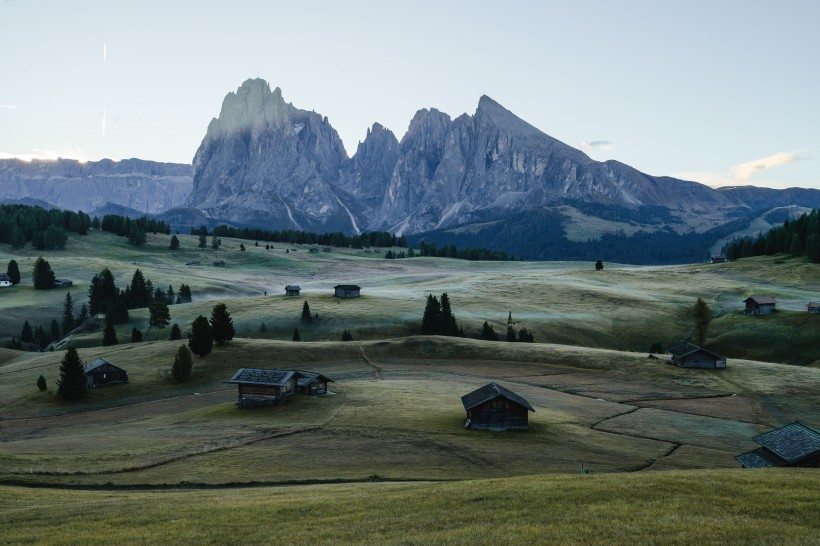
[1,229,819,542]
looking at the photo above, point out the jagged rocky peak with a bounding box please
[205,78,291,138]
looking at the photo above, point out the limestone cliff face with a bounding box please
[0,158,191,214]
[189,78,356,232]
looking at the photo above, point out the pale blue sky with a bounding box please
[1,0,818,189]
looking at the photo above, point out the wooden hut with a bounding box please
[83,358,128,388]
[53,279,73,288]
[227,368,299,408]
[744,296,776,316]
[295,370,334,396]
[808,302,820,314]
[285,285,301,296]
[666,342,726,369]
[461,382,534,431]
[334,284,361,298]
[0,273,11,287]
[710,256,726,264]
[736,422,820,468]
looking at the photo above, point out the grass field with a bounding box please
[1,230,818,542]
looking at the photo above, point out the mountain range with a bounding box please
[3,78,820,262]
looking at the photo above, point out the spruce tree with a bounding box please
[102,321,118,346]
[131,327,143,342]
[62,292,75,335]
[440,293,459,336]
[149,302,171,332]
[169,234,180,250]
[166,285,175,304]
[169,323,182,340]
[198,232,207,249]
[595,260,604,271]
[301,301,313,325]
[6,259,21,285]
[480,321,498,341]
[292,328,301,341]
[50,319,61,343]
[341,330,353,341]
[37,374,47,392]
[32,257,56,289]
[421,294,441,335]
[21,320,33,343]
[57,347,86,400]
[35,326,50,350]
[506,312,517,342]
[77,304,89,326]
[210,303,235,344]
[172,344,193,381]
[693,297,711,347]
[188,315,213,357]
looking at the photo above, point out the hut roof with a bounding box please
[752,421,820,464]
[666,342,721,359]
[735,447,789,468]
[0,273,10,282]
[285,285,301,290]
[334,284,361,290]
[744,296,777,305]
[83,357,122,374]
[294,370,334,387]
[461,382,534,412]
[227,368,299,387]
[808,302,820,309]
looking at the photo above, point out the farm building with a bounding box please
[334,284,361,298]
[666,342,726,369]
[83,358,128,388]
[0,273,11,287]
[461,382,535,431]
[53,279,73,288]
[285,285,301,296]
[296,370,334,395]
[710,256,726,264]
[736,421,820,468]
[808,302,820,314]
[744,296,776,316]
[228,368,299,408]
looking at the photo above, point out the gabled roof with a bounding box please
[735,447,788,468]
[335,284,361,290]
[461,382,534,412]
[227,368,299,387]
[285,285,301,290]
[808,302,820,309]
[744,296,777,305]
[666,342,722,359]
[751,421,820,464]
[294,370,334,387]
[0,273,10,281]
[83,357,124,374]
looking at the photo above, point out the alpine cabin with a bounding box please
[667,342,726,369]
[461,382,534,431]
[83,358,128,388]
[736,422,820,468]
[744,296,776,316]
[285,285,301,296]
[334,284,361,298]
[0,273,11,287]
[295,371,334,396]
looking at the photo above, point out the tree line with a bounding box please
[0,204,91,250]
[99,214,172,246]
[208,224,405,249]
[723,209,820,262]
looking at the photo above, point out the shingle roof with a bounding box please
[744,296,777,305]
[808,302,820,309]
[83,357,121,374]
[227,368,298,386]
[666,342,721,359]
[461,382,534,412]
[285,285,301,291]
[294,370,334,387]
[751,422,820,464]
[0,273,10,282]
[335,284,361,290]
[735,447,787,468]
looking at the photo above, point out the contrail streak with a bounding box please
[102,43,107,137]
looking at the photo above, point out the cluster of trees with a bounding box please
[9,292,87,351]
[414,242,512,261]
[0,204,91,249]
[99,214,171,246]
[479,313,535,343]
[5,260,20,285]
[188,303,235,358]
[207,224,405,249]
[32,257,56,289]
[88,268,194,326]
[421,293,463,337]
[724,209,820,263]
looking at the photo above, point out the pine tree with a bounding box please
[149,302,171,331]
[166,285,175,304]
[105,297,129,325]
[693,297,711,347]
[21,320,33,343]
[57,347,86,400]
[210,235,221,249]
[37,374,47,392]
[50,319,61,343]
[62,292,75,335]
[129,269,150,308]
[188,315,213,357]
[35,325,50,350]
[171,344,193,381]
[240,243,246,251]
[77,304,89,326]
[341,330,353,341]
[169,323,182,340]
[506,312,517,342]
[210,303,235,344]
[198,232,207,249]
[421,294,442,335]
[440,293,459,336]
[131,327,143,342]
[292,328,301,341]
[89,268,118,315]
[32,256,56,289]
[102,321,118,346]
[480,321,497,341]
[301,301,313,325]
[169,234,180,250]
[595,260,604,271]
[6,259,21,285]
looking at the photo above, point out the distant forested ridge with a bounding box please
[410,209,752,265]
[724,209,820,262]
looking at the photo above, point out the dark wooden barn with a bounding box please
[285,285,301,296]
[296,370,334,396]
[808,302,820,314]
[227,368,299,408]
[461,382,534,431]
[736,422,820,468]
[667,342,726,369]
[710,256,726,264]
[744,296,776,316]
[83,358,128,388]
[334,284,361,298]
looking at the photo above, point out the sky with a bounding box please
[1,0,818,190]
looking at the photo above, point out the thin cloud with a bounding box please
[1,104,18,109]
[730,152,800,182]
[675,151,805,189]
[580,140,612,152]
